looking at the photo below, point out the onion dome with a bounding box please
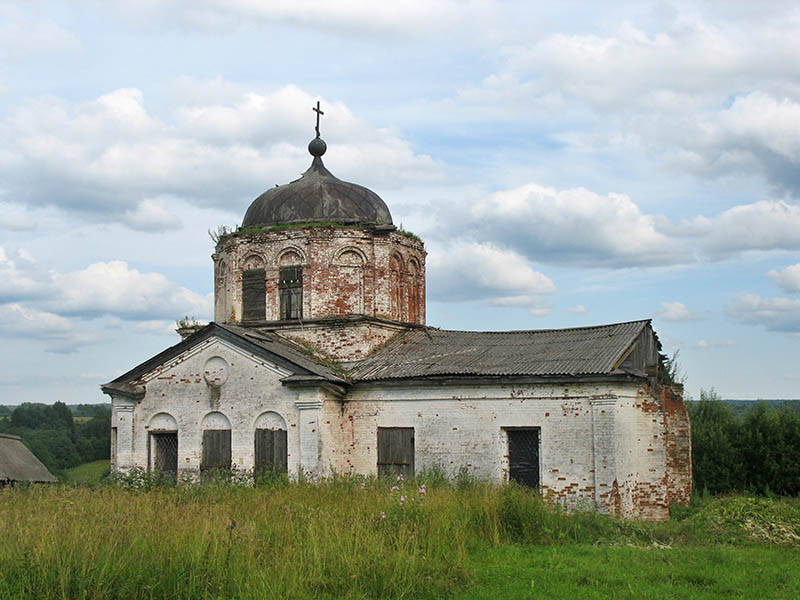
[242,135,395,230]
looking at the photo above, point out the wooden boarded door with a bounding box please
[254,428,287,477]
[201,429,231,477]
[377,427,414,479]
[507,428,540,488]
[151,432,178,481]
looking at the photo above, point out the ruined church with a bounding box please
[103,107,691,520]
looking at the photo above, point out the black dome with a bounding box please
[242,146,394,229]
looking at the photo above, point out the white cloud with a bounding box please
[0,303,101,353]
[0,245,51,301]
[727,294,800,333]
[104,0,488,37]
[694,339,736,350]
[0,10,80,61]
[569,305,587,314]
[768,263,800,294]
[427,241,556,303]
[0,84,442,228]
[660,301,700,322]
[0,244,212,321]
[52,261,212,320]
[690,200,800,258]
[123,198,182,232]
[445,182,687,268]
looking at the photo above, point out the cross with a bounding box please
[313,101,324,138]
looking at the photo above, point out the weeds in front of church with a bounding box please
[1,478,798,599]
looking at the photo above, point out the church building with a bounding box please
[102,107,691,520]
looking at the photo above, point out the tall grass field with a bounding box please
[1,475,799,599]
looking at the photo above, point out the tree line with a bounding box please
[689,390,800,496]
[0,402,110,478]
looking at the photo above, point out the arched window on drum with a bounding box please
[279,250,303,320]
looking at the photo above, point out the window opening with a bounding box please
[506,428,540,488]
[242,268,266,321]
[377,427,414,479]
[201,429,231,480]
[254,428,288,478]
[151,431,178,481]
[279,266,303,320]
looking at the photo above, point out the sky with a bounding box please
[1,0,800,404]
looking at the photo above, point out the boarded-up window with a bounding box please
[254,429,287,477]
[506,428,540,488]
[279,266,302,320]
[201,429,231,474]
[151,432,178,481]
[242,268,266,321]
[377,427,414,479]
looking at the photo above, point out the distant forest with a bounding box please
[0,402,111,479]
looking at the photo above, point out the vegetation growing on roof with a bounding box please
[175,316,205,330]
[210,222,422,245]
[289,337,350,380]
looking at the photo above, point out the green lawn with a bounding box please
[63,459,109,484]
[466,544,800,599]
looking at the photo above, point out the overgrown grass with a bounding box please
[63,459,109,485]
[1,477,798,599]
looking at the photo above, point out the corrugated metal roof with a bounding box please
[350,320,650,381]
[0,433,58,483]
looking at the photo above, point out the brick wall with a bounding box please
[213,227,426,326]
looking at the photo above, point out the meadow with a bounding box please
[1,475,799,599]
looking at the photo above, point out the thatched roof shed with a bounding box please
[0,433,58,484]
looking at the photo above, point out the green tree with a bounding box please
[689,389,742,494]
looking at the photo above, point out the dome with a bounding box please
[242,138,394,229]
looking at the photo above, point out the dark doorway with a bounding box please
[507,428,540,488]
[377,427,414,479]
[151,432,178,481]
[201,429,231,479]
[254,428,288,477]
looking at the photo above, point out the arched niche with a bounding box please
[201,411,231,430]
[242,253,265,270]
[333,247,367,266]
[277,247,305,267]
[254,411,287,430]
[148,412,178,431]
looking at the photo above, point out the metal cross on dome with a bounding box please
[313,101,324,138]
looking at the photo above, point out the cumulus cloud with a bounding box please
[687,200,800,258]
[727,294,800,333]
[442,182,687,268]
[0,9,80,61]
[0,244,212,322]
[660,301,701,322]
[0,303,101,353]
[51,261,212,320]
[694,339,736,350]
[104,0,488,36]
[768,263,800,294]
[0,84,442,228]
[0,245,51,301]
[427,242,555,303]
[122,198,182,232]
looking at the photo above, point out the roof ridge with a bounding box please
[415,319,651,335]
